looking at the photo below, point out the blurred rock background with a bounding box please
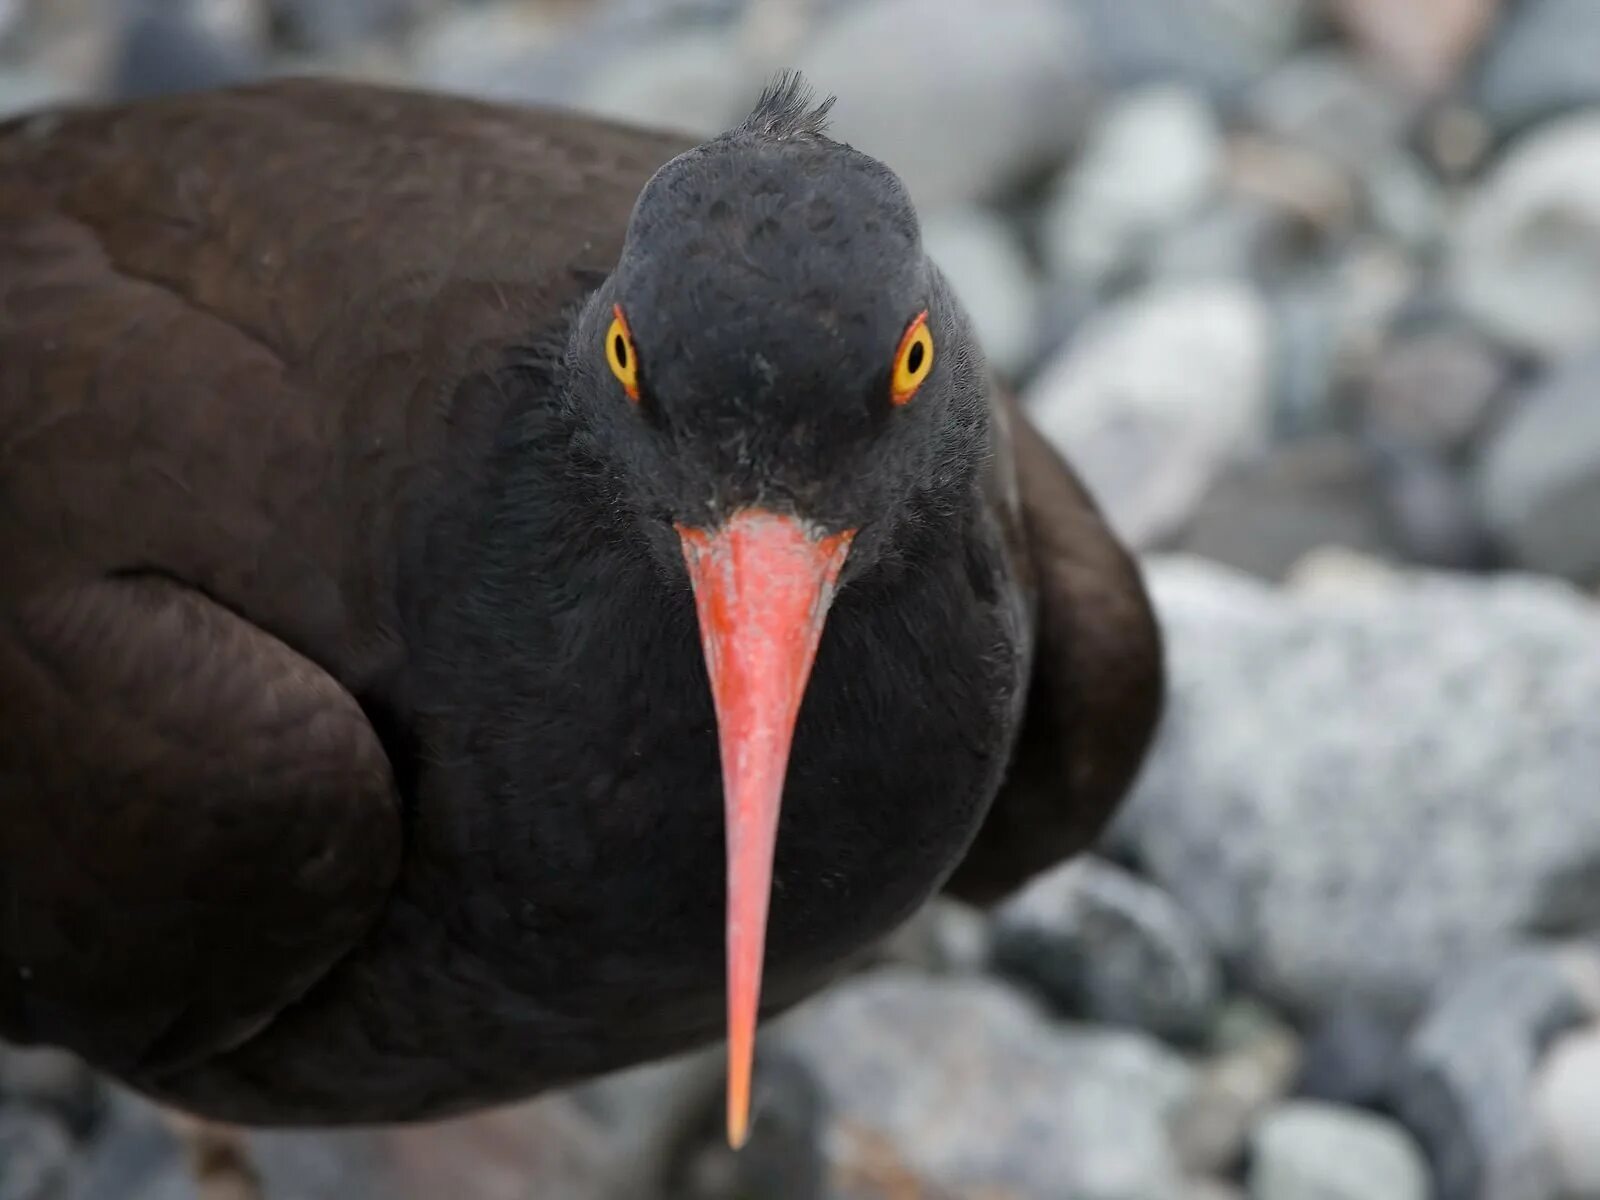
[4,0,1600,1197]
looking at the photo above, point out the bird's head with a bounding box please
[563,74,990,1146]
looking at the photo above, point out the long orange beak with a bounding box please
[677,509,855,1150]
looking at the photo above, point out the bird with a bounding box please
[0,70,1162,1177]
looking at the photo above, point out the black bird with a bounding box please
[0,74,1162,1152]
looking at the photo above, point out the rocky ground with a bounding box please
[4,0,1600,1197]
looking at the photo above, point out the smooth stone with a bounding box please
[1171,1000,1303,1177]
[1249,1101,1429,1200]
[1393,944,1600,1200]
[1474,0,1600,134]
[1232,70,1441,255]
[1364,150,1446,251]
[72,1091,192,1200]
[1449,113,1600,359]
[0,1108,73,1200]
[1325,243,1422,397]
[1024,283,1273,549]
[774,969,1194,1200]
[0,1045,102,1135]
[1263,248,1420,439]
[1179,438,1397,581]
[1042,84,1224,287]
[575,28,759,136]
[797,0,1093,210]
[1361,327,1509,456]
[1114,556,1600,1020]
[664,1050,825,1200]
[1533,1024,1600,1199]
[1475,352,1600,585]
[0,68,72,118]
[1373,442,1493,571]
[1068,0,1311,98]
[1296,1004,1410,1109]
[266,0,432,52]
[409,5,579,108]
[0,0,21,47]
[922,208,1041,381]
[994,856,1222,1042]
[1247,50,1412,172]
[1225,134,1359,235]
[1148,199,1306,285]
[1325,0,1502,95]
[1270,285,1345,436]
[874,896,992,977]
[111,5,261,99]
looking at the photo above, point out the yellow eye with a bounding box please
[890,310,933,406]
[606,305,640,401]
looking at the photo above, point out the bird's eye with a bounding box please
[606,305,640,402]
[890,310,934,406]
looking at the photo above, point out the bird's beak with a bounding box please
[677,509,855,1150]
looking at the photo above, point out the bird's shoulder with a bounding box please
[0,79,692,680]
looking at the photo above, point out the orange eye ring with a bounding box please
[890,310,933,406]
[606,305,641,401]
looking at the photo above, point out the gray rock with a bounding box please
[593,0,755,31]
[1225,133,1359,236]
[112,4,261,99]
[1361,328,1510,457]
[1319,244,1422,419]
[774,969,1194,1200]
[0,1046,101,1133]
[0,0,22,50]
[1247,50,1412,173]
[1024,283,1274,549]
[1148,199,1306,285]
[1534,1024,1600,1200]
[1324,0,1500,96]
[1249,1102,1429,1200]
[1364,151,1446,252]
[72,1093,192,1200]
[1030,276,1099,373]
[922,208,1040,380]
[1272,285,1344,437]
[1476,353,1600,585]
[1070,0,1311,98]
[0,1109,72,1200]
[409,5,581,108]
[1042,84,1224,287]
[1115,556,1600,1020]
[1171,1000,1303,1176]
[1449,113,1600,359]
[874,896,992,976]
[1474,0,1600,134]
[1180,438,1397,580]
[994,856,1222,1042]
[267,0,432,52]
[1393,944,1600,1200]
[797,0,1093,210]
[0,69,71,118]
[1296,1005,1410,1109]
[1374,443,1493,571]
[666,1051,825,1200]
[576,28,759,137]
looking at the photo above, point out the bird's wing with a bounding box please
[0,575,401,1077]
[0,79,689,683]
[943,394,1165,904]
[0,81,688,1077]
